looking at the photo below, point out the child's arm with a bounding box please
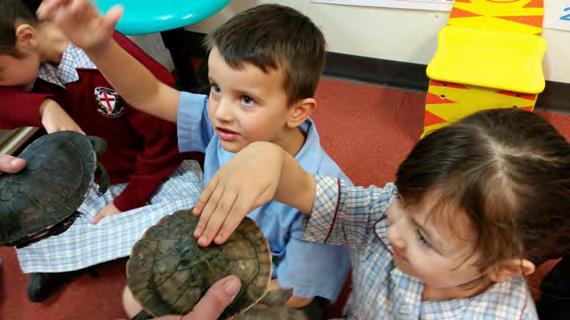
[192,141,316,246]
[39,99,84,133]
[38,0,179,123]
[100,34,183,214]
[194,142,394,251]
[0,89,83,133]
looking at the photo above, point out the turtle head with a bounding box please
[87,136,107,157]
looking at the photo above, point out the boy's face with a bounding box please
[0,51,40,91]
[386,193,485,290]
[206,47,295,153]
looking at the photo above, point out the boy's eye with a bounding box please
[210,84,221,94]
[416,230,430,248]
[241,95,255,107]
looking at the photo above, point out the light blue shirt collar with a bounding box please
[38,44,96,88]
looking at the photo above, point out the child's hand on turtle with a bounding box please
[40,99,84,134]
[37,0,122,53]
[192,142,285,247]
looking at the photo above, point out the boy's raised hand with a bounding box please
[192,142,285,247]
[37,0,122,52]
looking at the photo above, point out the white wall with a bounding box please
[187,0,570,84]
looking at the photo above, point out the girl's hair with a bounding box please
[396,108,570,267]
[0,0,38,56]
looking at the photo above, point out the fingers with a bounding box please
[193,176,219,217]
[198,190,237,247]
[194,182,223,240]
[184,275,241,320]
[194,185,233,247]
[45,125,85,134]
[103,5,123,29]
[0,155,26,173]
[37,0,67,19]
[213,194,256,245]
[90,211,105,224]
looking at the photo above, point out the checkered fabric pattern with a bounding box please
[38,44,96,87]
[304,176,538,320]
[16,160,203,273]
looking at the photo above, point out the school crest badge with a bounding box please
[95,87,125,118]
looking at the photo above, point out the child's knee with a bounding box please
[122,286,143,318]
[287,295,314,308]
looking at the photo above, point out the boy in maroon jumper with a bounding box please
[0,0,203,302]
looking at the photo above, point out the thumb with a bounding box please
[0,155,26,173]
[185,275,241,320]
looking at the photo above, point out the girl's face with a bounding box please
[386,192,485,290]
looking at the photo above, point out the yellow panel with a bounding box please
[428,86,537,110]
[422,0,544,137]
[427,26,546,93]
[448,16,542,34]
[421,83,537,137]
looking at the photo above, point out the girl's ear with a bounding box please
[286,98,315,128]
[15,24,38,49]
[485,258,535,283]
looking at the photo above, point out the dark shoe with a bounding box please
[27,268,97,302]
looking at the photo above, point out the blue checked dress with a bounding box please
[15,45,204,273]
[305,176,538,320]
[17,160,203,273]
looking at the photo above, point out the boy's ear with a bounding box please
[286,98,316,128]
[485,258,535,283]
[15,24,38,50]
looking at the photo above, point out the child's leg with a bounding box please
[122,286,144,318]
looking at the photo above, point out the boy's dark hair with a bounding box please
[0,0,38,56]
[396,108,570,268]
[205,4,326,105]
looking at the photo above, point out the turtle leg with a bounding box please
[131,310,152,320]
[88,136,107,157]
[259,288,293,305]
[95,163,110,195]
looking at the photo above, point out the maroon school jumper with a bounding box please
[0,33,183,211]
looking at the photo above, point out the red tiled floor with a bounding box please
[0,77,566,319]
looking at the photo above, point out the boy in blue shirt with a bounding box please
[40,0,351,308]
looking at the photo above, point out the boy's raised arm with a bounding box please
[193,142,317,247]
[37,0,179,123]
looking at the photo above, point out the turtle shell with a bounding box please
[0,131,107,247]
[127,209,272,319]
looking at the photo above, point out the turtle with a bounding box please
[232,288,309,320]
[0,131,108,248]
[127,208,292,320]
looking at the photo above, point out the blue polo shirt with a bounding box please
[177,92,351,300]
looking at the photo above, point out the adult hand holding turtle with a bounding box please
[0,155,26,173]
[123,275,242,320]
